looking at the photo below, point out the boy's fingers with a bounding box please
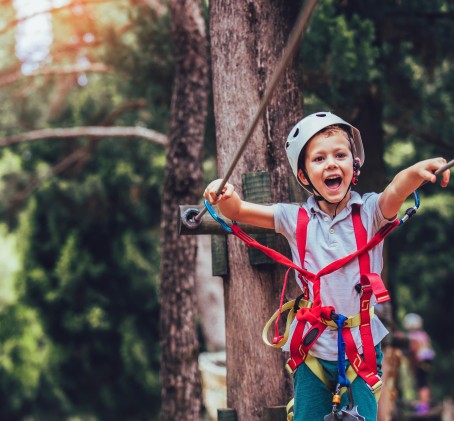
[205,190,219,204]
[441,169,450,187]
[204,181,234,204]
[433,158,451,187]
[423,170,437,183]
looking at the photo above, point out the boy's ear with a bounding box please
[353,157,362,169]
[352,158,361,186]
[297,169,310,186]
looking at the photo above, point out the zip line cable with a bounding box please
[193,0,320,223]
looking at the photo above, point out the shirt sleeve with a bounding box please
[362,192,396,232]
[272,203,299,239]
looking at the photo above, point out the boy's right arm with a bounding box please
[379,157,450,220]
[204,179,275,229]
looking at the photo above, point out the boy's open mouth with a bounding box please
[324,176,342,190]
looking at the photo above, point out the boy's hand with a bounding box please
[203,179,235,205]
[414,157,450,187]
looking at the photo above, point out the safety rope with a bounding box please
[194,0,320,221]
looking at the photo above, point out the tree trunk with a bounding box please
[353,90,387,195]
[210,1,304,419]
[159,1,209,420]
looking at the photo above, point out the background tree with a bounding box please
[0,1,173,419]
[159,0,209,419]
[209,1,306,418]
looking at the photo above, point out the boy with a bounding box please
[204,112,450,420]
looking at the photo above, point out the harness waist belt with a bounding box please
[322,307,375,328]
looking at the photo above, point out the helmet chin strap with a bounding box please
[301,168,335,204]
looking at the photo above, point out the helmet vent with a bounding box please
[292,128,299,138]
[285,141,290,148]
[316,113,326,117]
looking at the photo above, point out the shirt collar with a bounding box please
[307,191,363,216]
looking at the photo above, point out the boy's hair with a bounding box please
[297,124,351,172]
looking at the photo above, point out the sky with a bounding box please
[13,0,69,74]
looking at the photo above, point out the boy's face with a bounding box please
[297,131,355,205]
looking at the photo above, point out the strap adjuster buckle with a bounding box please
[367,377,384,394]
[285,359,296,375]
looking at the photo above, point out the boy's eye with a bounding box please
[336,153,347,158]
[314,156,324,162]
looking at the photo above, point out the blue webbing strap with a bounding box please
[203,199,233,233]
[335,314,350,388]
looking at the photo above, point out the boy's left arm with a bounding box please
[379,157,451,220]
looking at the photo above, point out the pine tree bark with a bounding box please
[159,1,209,420]
[210,1,304,419]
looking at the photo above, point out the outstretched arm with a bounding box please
[204,179,275,229]
[379,157,451,220]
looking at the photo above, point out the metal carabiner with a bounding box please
[323,386,366,421]
[339,386,366,420]
[399,190,420,225]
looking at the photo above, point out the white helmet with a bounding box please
[285,112,365,188]
[403,313,423,331]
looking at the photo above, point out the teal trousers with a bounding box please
[293,345,383,421]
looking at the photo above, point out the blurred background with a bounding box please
[0,1,453,420]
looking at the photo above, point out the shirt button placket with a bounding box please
[329,227,337,247]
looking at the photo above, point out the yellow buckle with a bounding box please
[368,378,384,394]
[323,307,374,328]
[285,363,295,376]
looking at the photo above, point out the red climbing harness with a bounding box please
[230,204,400,391]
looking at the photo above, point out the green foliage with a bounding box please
[14,138,163,419]
[389,193,454,400]
[0,303,50,419]
[0,1,175,419]
[102,6,174,134]
[301,1,380,112]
